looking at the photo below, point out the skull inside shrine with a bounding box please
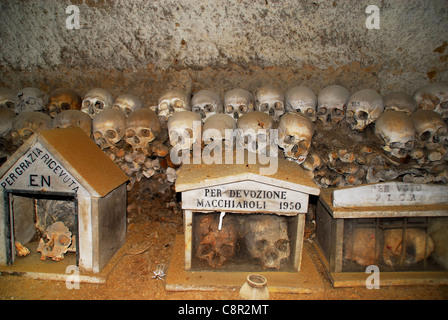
[175,153,320,272]
[0,128,128,274]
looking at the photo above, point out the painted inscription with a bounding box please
[333,182,448,207]
[0,144,81,193]
[372,183,420,203]
[190,185,304,213]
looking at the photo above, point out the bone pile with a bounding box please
[0,82,447,191]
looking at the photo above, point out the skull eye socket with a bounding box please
[82,100,91,108]
[184,128,193,139]
[284,135,295,144]
[159,102,168,110]
[204,104,213,112]
[404,141,414,149]
[225,105,234,113]
[198,244,213,256]
[389,142,402,149]
[106,129,117,139]
[256,239,267,251]
[95,101,104,110]
[332,108,343,116]
[420,131,431,141]
[173,100,183,108]
[259,103,269,112]
[239,105,247,113]
[5,101,14,109]
[58,234,71,246]
[61,103,71,110]
[20,129,34,139]
[93,131,102,139]
[299,140,311,150]
[124,108,132,116]
[276,239,289,252]
[192,106,201,113]
[317,107,327,115]
[140,129,152,137]
[441,101,448,109]
[305,108,315,116]
[274,102,283,110]
[357,111,368,120]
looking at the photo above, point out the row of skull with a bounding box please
[0,82,446,129]
[1,104,447,168]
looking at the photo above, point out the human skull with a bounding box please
[414,82,448,119]
[167,111,202,150]
[243,215,290,270]
[0,87,18,110]
[0,108,16,138]
[37,221,73,261]
[317,85,350,125]
[223,88,255,120]
[92,109,127,149]
[46,88,82,118]
[191,89,223,121]
[82,88,114,118]
[278,112,314,164]
[112,94,143,116]
[345,89,384,131]
[375,110,415,158]
[11,112,52,145]
[157,89,190,120]
[254,85,284,121]
[15,88,49,114]
[52,110,92,137]
[203,113,236,153]
[195,213,239,268]
[285,86,317,122]
[236,111,274,154]
[383,91,417,115]
[124,108,161,153]
[411,110,447,150]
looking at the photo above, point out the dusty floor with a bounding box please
[0,177,447,301]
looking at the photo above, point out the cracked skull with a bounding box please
[82,88,114,118]
[285,86,317,122]
[223,88,255,120]
[46,88,82,118]
[278,112,314,164]
[411,110,447,150]
[124,108,162,153]
[191,89,223,121]
[317,85,350,125]
[167,110,202,151]
[112,94,143,116]
[243,215,290,270]
[254,85,284,121]
[157,88,190,120]
[414,82,448,119]
[52,110,92,137]
[195,214,239,268]
[92,109,127,149]
[236,111,274,154]
[346,89,384,131]
[15,88,49,114]
[375,110,415,158]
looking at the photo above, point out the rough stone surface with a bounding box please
[0,0,447,102]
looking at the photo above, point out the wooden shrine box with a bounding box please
[0,128,128,273]
[175,153,320,272]
[315,183,448,287]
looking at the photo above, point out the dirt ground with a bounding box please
[0,176,447,301]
